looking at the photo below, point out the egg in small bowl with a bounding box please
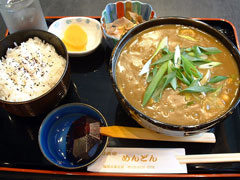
[48,17,102,57]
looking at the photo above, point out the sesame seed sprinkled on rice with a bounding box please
[0,37,66,102]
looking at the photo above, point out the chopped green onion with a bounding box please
[139,37,168,76]
[184,48,192,52]
[192,61,213,66]
[162,47,170,55]
[198,61,222,69]
[182,52,207,61]
[208,76,228,83]
[151,52,174,66]
[186,101,195,106]
[168,61,177,90]
[180,80,216,93]
[142,62,168,106]
[200,69,211,85]
[178,34,197,42]
[175,68,191,85]
[139,59,152,76]
[182,53,212,67]
[181,55,203,79]
[213,85,223,96]
[146,66,158,83]
[193,46,202,57]
[140,41,224,105]
[153,37,169,57]
[152,71,176,102]
[200,54,208,60]
[174,45,181,68]
[188,52,195,56]
[199,46,221,55]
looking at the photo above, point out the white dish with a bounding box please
[48,17,102,57]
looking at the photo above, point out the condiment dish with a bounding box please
[38,103,108,169]
[48,17,102,57]
[100,1,157,49]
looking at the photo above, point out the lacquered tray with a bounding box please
[0,17,239,179]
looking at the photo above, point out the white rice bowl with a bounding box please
[0,37,66,102]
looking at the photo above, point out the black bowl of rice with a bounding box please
[0,30,70,117]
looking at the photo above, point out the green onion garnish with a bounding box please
[141,37,223,106]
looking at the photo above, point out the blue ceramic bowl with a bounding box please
[100,1,157,49]
[38,103,108,169]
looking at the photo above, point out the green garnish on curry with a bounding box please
[140,37,228,107]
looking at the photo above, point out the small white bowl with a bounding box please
[48,17,102,57]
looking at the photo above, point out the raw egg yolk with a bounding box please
[62,24,88,51]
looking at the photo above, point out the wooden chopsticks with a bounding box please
[100,126,216,143]
[176,153,240,164]
[100,126,240,164]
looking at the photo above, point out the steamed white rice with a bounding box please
[0,37,66,102]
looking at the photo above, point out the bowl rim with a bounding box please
[100,0,157,41]
[48,16,103,56]
[110,16,240,132]
[0,29,69,105]
[38,102,109,169]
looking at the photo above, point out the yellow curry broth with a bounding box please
[116,25,239,126]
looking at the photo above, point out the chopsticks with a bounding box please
[100,126,216,143]
[176,153,240,164]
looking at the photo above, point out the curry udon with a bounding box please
[116,25,239,126]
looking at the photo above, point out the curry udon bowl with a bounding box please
[0,30,70,117]
[110,17,240,136]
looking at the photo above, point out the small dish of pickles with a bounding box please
[48,17,102,57]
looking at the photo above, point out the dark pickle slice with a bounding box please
[66,115,102,164]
